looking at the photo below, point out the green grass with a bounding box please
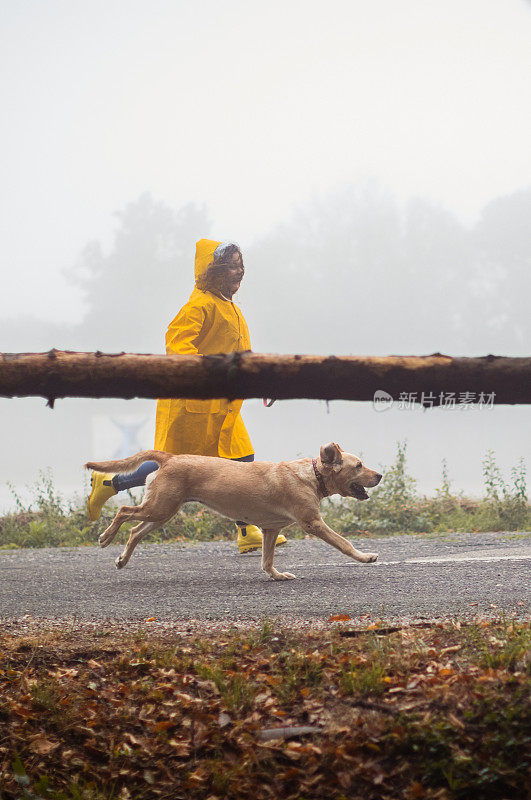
[339,637,390,696]
[464,616,531,671]
[196,663,259,712]
[1,445,529,549]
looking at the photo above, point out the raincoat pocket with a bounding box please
[185,399,221,414]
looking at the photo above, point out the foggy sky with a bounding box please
[2,0,531,322]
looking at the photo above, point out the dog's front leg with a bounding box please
[301,517,378,563]
[262,529,296,580]
[99,506,135,548]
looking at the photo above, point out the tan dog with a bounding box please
[85,442,381,581]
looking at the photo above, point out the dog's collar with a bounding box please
[312,459,329,499]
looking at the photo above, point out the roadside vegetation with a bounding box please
[0,444,528,550]
[0,619,529,800]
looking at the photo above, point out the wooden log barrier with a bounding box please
[0,350,529,406]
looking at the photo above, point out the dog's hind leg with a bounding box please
[301,518,378,563]
[115,521,160,570]
[261,529,296,580]
[99,505,140,548]
[111,483,184,566]
[98,474,182,549]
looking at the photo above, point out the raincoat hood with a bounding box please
[194,238,242,281]
[194,239,221,281]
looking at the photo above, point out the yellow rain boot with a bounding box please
[236,524,287,554]
[87,472,117,521]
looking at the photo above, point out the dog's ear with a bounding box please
[319,442,344,471]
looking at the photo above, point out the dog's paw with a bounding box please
[115,555,125,570]
[99,533,112,548]
[276,571,297,580]
[364,552,378,563]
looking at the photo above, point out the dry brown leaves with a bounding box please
[0,619,529,799]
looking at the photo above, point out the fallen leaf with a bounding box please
[448,712,465,730]
[254,692,271,705]
[438,667,454,677]
[154,720,174,732]
[218,711,231,728]
[406,781,425,798]
[373,770,385,785]
[264,675,282,686]
[337,771,352,788]
[195,678,219,693]
[169,739,190,756]
[187,767,207,784]
[29,735,59,755]
[328,614,352,622]
[124,732,142,747]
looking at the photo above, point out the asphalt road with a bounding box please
[1,532,529,624]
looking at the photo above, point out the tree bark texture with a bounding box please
[0,350,529,406]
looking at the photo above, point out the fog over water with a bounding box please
[1,0,530,511]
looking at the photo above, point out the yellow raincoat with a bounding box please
[154,239,254,459]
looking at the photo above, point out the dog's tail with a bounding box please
[84,450,173,474]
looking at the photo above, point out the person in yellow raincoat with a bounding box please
[87,238,286,554]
